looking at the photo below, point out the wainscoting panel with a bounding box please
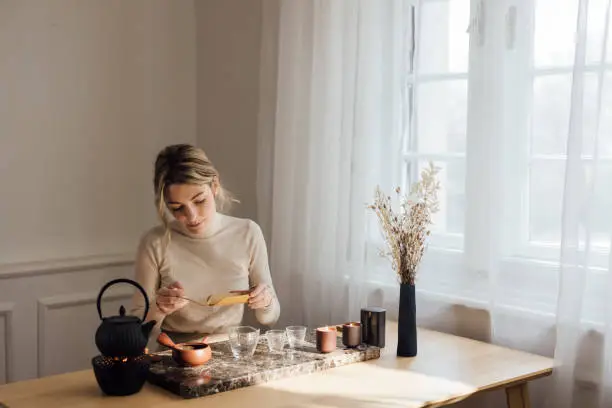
[37,291,132,378]
[0,302,15,384]
[0,254,135,382]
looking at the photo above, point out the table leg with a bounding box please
[505,383,531,408]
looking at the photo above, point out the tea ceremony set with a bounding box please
[0,277,554,408]
[90,278,385,399]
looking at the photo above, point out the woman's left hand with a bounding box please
[244,284,273,310]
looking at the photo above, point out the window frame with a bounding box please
[511,0,612,265]
[400,0,612,262]
[362,0,612,319]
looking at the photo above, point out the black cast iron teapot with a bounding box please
[95,278,156,357]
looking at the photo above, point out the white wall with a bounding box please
[0,0,196,265]
[0,0,196,383]
[194,0,263,221]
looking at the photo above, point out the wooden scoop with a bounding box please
[206,292,249,306]
[157,332,182,351]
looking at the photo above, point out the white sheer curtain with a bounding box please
[546,1,612,406]
[257,0,409,329]
[457,1,612,406]
[259,0,612,406]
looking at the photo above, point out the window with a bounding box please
[402,0,612,276]
[403,0,470,252]
[522,0,612,264]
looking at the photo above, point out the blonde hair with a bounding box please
[153,144,237,230]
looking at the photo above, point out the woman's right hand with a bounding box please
[155,281,188,315]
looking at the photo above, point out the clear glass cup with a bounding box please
[285,325,307,349]
[227,326,260,359]
[265,330,287,353]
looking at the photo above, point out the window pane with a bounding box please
[531,75,571,155]
[598,74,612,157]
[529,159,612,246]
[587,161,612,246]
[583,73,611,157]
[534,0,577,67]
[535,0,611,67]
[415,80,467,153]
[407,160,465,235]
[529,160,564,243]
[531,74,612,156]
[587,0,612,64]
[607,5,612,63]
[418,0,470,74]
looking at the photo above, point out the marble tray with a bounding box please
[147,329,381,399]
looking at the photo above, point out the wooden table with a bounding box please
[0,322,553,407]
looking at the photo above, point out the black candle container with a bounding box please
[360,307,386,347]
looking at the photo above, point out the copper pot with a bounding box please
[172,342,212,367]
[157,332,212,367]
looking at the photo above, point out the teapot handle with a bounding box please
[96,278,149,322]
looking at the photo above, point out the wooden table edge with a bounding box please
[479,367,553,392]
[421,367,554,408]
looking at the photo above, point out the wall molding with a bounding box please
[37,290,132,378]
[0,302,15,384]
[0,253,134,280]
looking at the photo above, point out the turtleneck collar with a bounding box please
[169,212,223,239]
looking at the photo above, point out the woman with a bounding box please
[130,144,280,345]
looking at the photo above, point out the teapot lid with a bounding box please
[103,305,140,324]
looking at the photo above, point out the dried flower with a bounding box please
[368,162,440,285]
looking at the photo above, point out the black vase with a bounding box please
[397,283,417,357]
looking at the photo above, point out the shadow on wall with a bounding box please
[418,302,493,343]
[563,328,607,407]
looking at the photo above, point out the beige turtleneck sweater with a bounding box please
[129,213,280,337]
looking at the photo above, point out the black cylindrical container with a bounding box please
[360,307,386,347]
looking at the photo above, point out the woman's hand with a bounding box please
[155,281,188,315]
[245,284,273,310]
